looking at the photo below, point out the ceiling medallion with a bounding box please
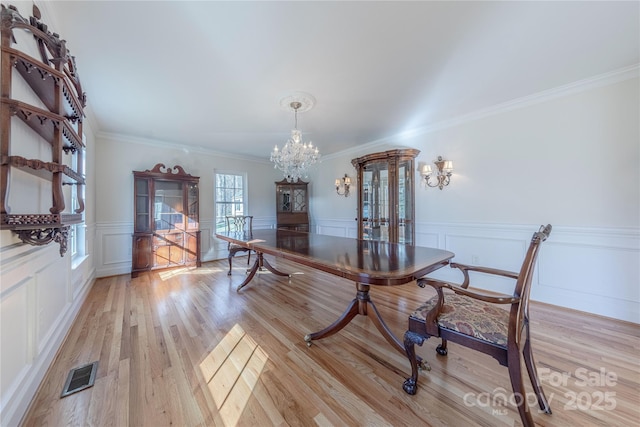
[278,92,316,113]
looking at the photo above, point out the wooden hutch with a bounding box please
[275,179,309,231]
[131,164,200,277]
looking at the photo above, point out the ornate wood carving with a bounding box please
[1,4,86,256]
[3,213,60,225]
[144,163,196,179]
[136,163,199,181]
[15,226,69,256]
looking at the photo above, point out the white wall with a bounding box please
[308,75,640,323]
[93,135,281,277]
[0,4,98,424]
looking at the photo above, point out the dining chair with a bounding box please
[225,215,253,276]
[403,224,553,427]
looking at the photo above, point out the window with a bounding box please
[71,137,86,262]
[215,172,247,232]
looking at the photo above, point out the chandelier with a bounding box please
[270,94,320,182]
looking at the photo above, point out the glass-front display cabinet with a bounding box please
[351,148,419,244]
[275,179,309,231]
[132,164,200,277]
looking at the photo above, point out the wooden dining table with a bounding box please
[215,229,454,356]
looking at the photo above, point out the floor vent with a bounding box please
[61,361,98,398]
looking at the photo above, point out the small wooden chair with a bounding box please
[225,215,253,276]
[403,224,553,427]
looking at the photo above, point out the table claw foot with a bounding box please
[403,378,417,395]
[304,334,313,347]
[418,359,431,371]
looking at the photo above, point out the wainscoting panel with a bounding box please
[314,219,358,238]
[0,276,30,399]
[35,259,69,354]
[541,242,638,299]
[199,224,213,260]
[313,219,639,323]
[102,232,131,266]
[415,230,439,248]
[95,222,131,277]
[0,241,95,427]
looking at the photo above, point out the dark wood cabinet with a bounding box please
[352,148,419,244]
[132,235,152,271]
[275,179,309,232]
[132,164,200,277]
[1,4,86,255]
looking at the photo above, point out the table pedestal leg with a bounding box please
[304,283,403,352]
[236,252,290,292]
[304,283,430,369]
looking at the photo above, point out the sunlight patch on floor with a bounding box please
[199,324,269,426]
[158,266,224,281]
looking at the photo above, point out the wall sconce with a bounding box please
[335,174,351,197]
[419,156,453,190]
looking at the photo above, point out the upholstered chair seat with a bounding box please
[410,293,509,347]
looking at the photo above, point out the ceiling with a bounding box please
[38,1,639,161]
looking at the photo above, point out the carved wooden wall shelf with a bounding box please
[1,4,87,255]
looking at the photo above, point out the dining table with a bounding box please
[215,229,455,356]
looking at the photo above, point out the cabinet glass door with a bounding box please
[187,182,199,229]
[292,188,307,212]
[398,160,413,244]
[278,187,291,212]
[134,178,150,232]
[362,161,389,242]
[154,181,184,231]
[352,149,418,244]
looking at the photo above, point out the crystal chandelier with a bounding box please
[271,94,320,182]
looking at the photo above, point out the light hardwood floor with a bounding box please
[21,257,640,426]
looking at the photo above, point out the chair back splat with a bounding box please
[403,224,553,427]
[225,215,254,275]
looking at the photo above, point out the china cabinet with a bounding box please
[132,164,200,277]
[275,179,309,231]
[352,148,419,244]
[1,4,86,255]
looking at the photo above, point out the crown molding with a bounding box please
[95,131,272,164]
[329,64,640,158]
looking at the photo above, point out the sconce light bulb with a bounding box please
[444,160,453,172]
